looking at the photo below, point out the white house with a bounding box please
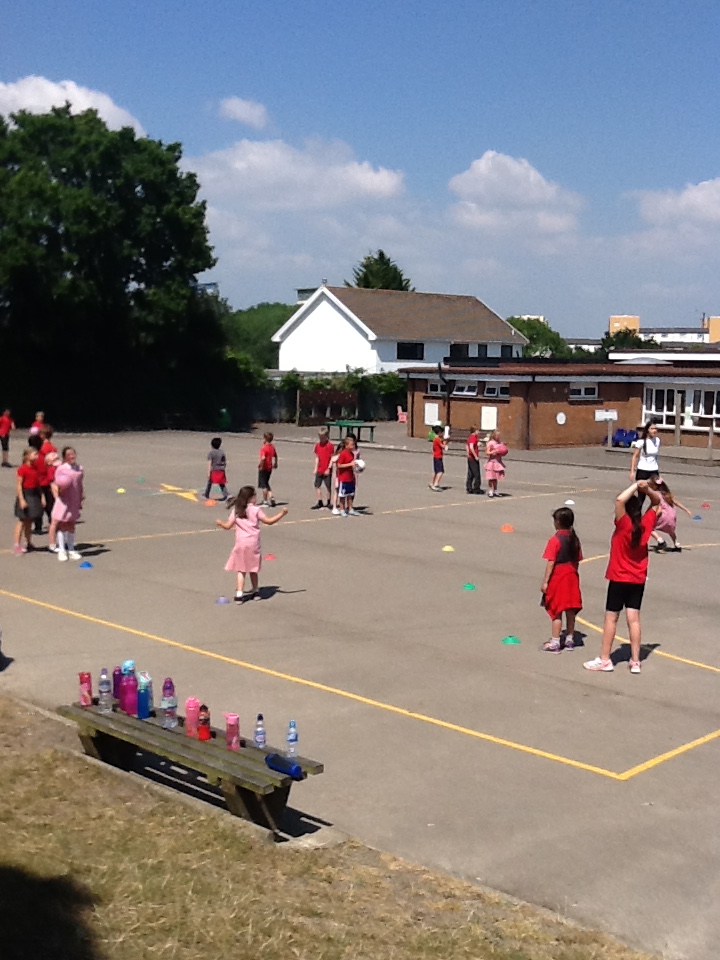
[272,285,527,373]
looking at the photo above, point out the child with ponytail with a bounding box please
[541,506,583,652]
[216,485,287,603]
[584,480,662,675]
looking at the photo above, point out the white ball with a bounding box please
[355,458,366,472]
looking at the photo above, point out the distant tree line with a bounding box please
[506,317,658,360]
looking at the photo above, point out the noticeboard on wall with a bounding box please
[481,406,498,431]
[424,402,439,426]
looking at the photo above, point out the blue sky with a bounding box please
[3,1,720,335]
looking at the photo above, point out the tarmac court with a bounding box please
[1,430,719,960]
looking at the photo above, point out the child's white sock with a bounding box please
[66,532,75,550]
[57,531,66,551]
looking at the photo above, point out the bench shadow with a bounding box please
[133,750,330,840]
[0,864,102,960]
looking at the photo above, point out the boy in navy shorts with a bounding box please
[312,426,333,509]
[336,436,357,517]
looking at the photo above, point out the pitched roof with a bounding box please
[325,286,527,343]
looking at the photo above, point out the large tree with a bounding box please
[221,301,295,369]
[506,316,571,358]
[346,249,414,291]
[0,105,225,425]
[600,329,658,354]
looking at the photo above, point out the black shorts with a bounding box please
[0,435,8,452]
[433,457,444,473]
[257,469,272,490]
[635,468,658,482]
[606,580,645,613]
[313,472,332,490]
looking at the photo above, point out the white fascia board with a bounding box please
[271,286,377,343]
[323,288,377,341]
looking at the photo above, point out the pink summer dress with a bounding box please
[654,497,677,537]
[224,503,265,573]
[484,439,507,482]
[51,462,84,523]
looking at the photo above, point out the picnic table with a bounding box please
[326,419,377,442]
[58,703,324,835]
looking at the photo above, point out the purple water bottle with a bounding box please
[112,666,122,699]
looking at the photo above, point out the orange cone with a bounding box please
[501,523,514,533]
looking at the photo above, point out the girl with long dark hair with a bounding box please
[629,421,660,505]
[584,480,662,675]
[216,485,287,603]
[541,507,583,652]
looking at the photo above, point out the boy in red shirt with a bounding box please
[312,426,333,510]
[465,426,481,494]
[584,480,662,675]
[429,425,447,491]
[0,409,15,468]
[258,432,278,507]
[336,436,357,517]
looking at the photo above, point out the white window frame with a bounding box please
[426,380,443,395]
[644,386,720,432]
[569,381,598,400]
[483,382,510,399]
[452,382,478,397]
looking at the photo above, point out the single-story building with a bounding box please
[402,358,720,449]
[272,285,527,373]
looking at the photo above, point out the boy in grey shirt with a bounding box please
[204,437,228,501]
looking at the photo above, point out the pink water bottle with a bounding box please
[78,672,92,708]
[125,670,138,717]
[185,697,200,738]
[224,713,240,751]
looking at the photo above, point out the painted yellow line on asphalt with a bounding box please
[0,587,621,781]
[618,728,720,780]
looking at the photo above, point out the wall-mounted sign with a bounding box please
[556,412,567,425]
[594,409,618,422]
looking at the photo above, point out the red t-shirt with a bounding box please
[605,510,657,584]
[432,436,445,459]
[466,433,479,459]
[337,448,355,482]
[17,463,40,490]
[259,443,276,472]
[31,420,44,432]
[314,441,333,474]
[0,415,13,437]
[542,529,583,565]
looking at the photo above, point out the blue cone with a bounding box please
[79,561,93,569]
[215,596,231,604]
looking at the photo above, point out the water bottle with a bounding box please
[78,671,92,708]
[138,671,153,711]
[122,659,138,717]
[224,713,240,751]
[137,674,151,720]
[112,666,122,699]
[285,719,298,758]
[185,697,200,738]
[198,704,211,741]
[161,678,178,729]
[253,713,266,750]
[265,753,303,780]
[98,667,113,714]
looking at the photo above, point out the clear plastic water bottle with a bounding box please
[285,719,298,758]
[253,713,266,750]
[98,667,113,714]
[161,678,178,729]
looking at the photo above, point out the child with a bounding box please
[12,447,42,555]
[0,408,15,467]
[28,410,45,441]
[649,477,692,552]
[258,432,278,507]
[330,439,345,515]
[45,451,61,552]
[27,433,46,535]
[51,446,85,562]
[584,480,662,675]
[312,426,334,510]
[541,507,583,652]
[204,437,228,501]
[216,485,288,602]
[429,425,447,491]
[465,426,482,494]
[38,424,58,530]
[484,430,507,497]
[336,436,357,516]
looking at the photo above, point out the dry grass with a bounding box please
[0,697,657,960]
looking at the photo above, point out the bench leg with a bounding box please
[219,781,291,833]
[78,730,136,771]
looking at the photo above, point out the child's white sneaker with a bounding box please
[583,656,613,672]
[68,550,82,561]
[57,550,68,562]
[332,507,340,515]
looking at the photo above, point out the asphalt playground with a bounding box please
[1,428,719,960]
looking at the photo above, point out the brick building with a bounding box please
[402,359,720,449]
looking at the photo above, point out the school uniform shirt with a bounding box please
[633,437,660,472]
[0,415,13,437]
[336,449,355,483]
[432,435,445,460]
[466,433,479,460]
[605,511,657,584]
[314,442,333,474]
[259,443,276,471]
[17,463,40,489]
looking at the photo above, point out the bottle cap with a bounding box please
[224,713,239,724]
[121,659,135,674]
[185,697,200,708]
[257,713,264,721]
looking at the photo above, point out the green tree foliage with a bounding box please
[0,105,228,425]
[506,316,571,358]
[600,329,658,354]
[346,249,414,291]
[221,301,294,370]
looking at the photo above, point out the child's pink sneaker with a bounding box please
[12,544,24,556]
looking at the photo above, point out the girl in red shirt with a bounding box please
[541,507,583,652]
[584,480,662,675]
[13,447,42,554]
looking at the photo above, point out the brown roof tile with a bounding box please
[326,286,525,343]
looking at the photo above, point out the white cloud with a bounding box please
[448,150,584,236]
[190,137,404,211]
[0,76,145,134]
[637,177,720,225]
[218,97,269,129]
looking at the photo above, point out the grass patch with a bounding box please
[0,697,657,960]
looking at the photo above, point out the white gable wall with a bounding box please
[277,298,376,373]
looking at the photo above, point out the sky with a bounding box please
[3,0,720,336]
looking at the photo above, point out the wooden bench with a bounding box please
[58,704,324,834]
[326,419,377,443]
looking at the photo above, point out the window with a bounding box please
[477,344,488,358]
[396,341,424,361]
[500,344,513,359]
[426,380,443,395]
[452,382,478,396]
[569,382,598,400]
[645,387,720,431]
[449,343,469,360]
[484,382,510,399]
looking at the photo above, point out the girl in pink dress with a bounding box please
[51,446,84,562]
[216,485,288,603]
[649,478,692,552]
[484,430,508,497]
